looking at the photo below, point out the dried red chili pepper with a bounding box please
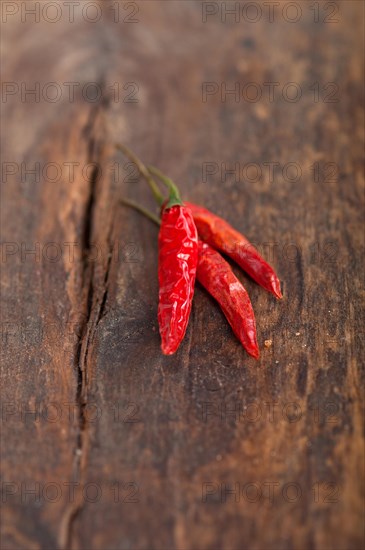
[116,145,198,355]
[158,201,198,355]
[120,199,259,359]
[184,203,282,299]
[196,240,259,358]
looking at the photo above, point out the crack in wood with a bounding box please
[58,100,113,550]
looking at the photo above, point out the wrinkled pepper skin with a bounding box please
[158,205,198,355]
[186,203,282,299]
[196,241,259,359]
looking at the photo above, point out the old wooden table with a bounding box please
[1,1,364,549]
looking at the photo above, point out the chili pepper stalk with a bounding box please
[115,143,164,206]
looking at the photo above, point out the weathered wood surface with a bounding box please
[1,1,364,549]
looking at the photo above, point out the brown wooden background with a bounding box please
[1,1,364,549]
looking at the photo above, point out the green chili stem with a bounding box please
[148,166,183,208]
[120,198,161,226]
[115,143,164,206]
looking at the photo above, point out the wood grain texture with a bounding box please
[1,1,364,549]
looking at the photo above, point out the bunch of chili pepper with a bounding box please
[116,145,282,359]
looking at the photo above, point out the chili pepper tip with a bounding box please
[272,282,283,300]
[161,344,177,356]
[270,274,283,299]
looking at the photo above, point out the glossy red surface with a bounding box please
[186,202,282,299]
[196,241,259,359]
[158,205,198,355]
